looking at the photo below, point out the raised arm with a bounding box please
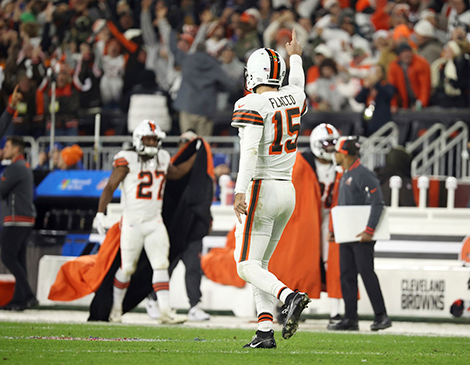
[286,29,305,89]
[167,152,197,180]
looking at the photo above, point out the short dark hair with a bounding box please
[7,136,25,153]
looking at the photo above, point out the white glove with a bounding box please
[94,212,106,235]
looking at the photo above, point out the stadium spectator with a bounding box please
[306,44,333,88]
[73,42,103,111]
[387,42,431,112]
[9,71,44,138]
[372,30,396,73]
[169,28,236,136]
[430,40,470,108]
[58,144,84,171]
[217,42,245,113]
[356,65,394,136]
[306,58,349,111]
[100,38,125,108]
[233,11,261,61]
[447,0,470,37]
[414,19,443,65]
[41,63,80,137]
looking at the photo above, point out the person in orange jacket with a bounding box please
[387,42,431,112]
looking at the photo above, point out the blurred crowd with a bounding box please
[0,0,469,139]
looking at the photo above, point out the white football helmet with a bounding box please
[310,123,340,161]
[132,119,166,156]
[245,48,286,92]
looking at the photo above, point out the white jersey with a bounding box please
[113,149,171,220]
[232,85,307,182]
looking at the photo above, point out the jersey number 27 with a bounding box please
[136,171,165,200]
[269,107,300,155]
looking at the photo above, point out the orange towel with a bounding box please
[48,223,121,301]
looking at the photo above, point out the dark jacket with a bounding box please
[355,80,395,136]
[337,158,385,235]
[0,154,36,226]
[169,30,237,117]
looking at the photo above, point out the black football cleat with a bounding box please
[282,292,310,339]
[243,330,277,349]
[326,314,343,330]
[370,314,392,331]
[329,318,359,331]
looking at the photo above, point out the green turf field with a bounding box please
[1,322,469,364]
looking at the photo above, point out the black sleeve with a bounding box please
[359,169,385,234]
[0,107,14,140]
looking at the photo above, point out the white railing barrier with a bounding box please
[417,176,429,209]
[360,121,399,171]
[389,175,402,208]
[411,121,469,178]
[445,176,458,210]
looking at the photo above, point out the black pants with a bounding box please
[339,241,386,320]
[0,226,34,305]
[169,239,203,308]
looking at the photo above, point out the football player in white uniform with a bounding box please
[232,30,310,349]
[95,119,196,324]
[309,123,343,328]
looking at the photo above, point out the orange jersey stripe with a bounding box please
[239,180,262,262]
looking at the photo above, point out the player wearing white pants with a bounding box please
[95,119,196,324]
[232,31,310,349]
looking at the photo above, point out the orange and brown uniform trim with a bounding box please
[239,180,262,262]
[258,312,274,323]
[266,48,280,80]
[232,109,263,126]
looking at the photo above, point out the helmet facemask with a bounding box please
[133,119,166,156]
[310,123,340,161]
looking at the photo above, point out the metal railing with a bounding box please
[360,122,399,171]
[411,121,469,178]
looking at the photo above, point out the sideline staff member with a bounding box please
[329,136,391,331]
[0,136,37,311]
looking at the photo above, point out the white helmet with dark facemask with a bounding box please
[310,123,340,161]
[245,48,286,92]
[132,119,166,156]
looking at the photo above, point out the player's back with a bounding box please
[113,148,171,220]
[234,85,307,180]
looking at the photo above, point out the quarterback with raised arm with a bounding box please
[232,29,310,349]
[95,119,196,324]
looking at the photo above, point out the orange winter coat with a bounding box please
[387,54,431,109]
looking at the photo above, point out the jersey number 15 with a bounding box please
[269,107,300,155]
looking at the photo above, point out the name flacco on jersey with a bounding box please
[268,94,297,109]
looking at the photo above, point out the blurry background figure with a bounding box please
[58,144,84,170]
[355,65,395,137]
[217,43,244,114]
[375,146,416,207]
[306,58,349,111]
[100,38,125,109]
[387,42,431,113]
[147,130,214,322]
[36,142,63,171]
[414,19,443,66]
[430,40,470,108]
[9,71,44,138]
[308,124,343,329]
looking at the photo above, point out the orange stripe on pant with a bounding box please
[239,180,262,262]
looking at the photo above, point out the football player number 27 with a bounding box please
[269,107,300,155]
[136,171,165,200]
